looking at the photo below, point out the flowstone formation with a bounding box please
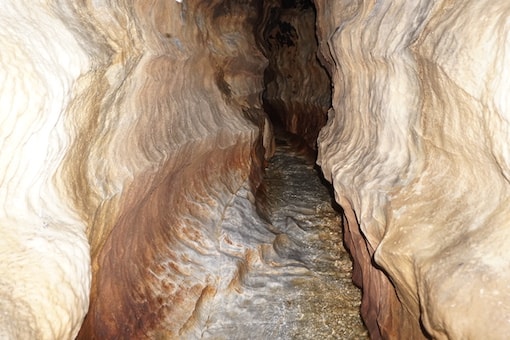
[315,0,510,338]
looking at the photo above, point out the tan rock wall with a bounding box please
[316,0,510,338]
[1,0,271,338]
[4,0,510,338]
[65,1,272,338]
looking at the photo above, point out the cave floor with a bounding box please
[197,133,367,339]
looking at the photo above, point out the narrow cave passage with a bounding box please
[176,1,369,338]
[228,0,369,337]
[196,135,368,338]
[257,134,368,338]
[258,0,370,337]
[258,0,332,148]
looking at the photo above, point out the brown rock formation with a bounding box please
[60,1,272,338]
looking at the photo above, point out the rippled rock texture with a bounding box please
[1,0,272,338]
[256,134,366,339]
[185,133,367,339]
[66,1,272,339]
[316,1,510,338]
[2,0,358,338]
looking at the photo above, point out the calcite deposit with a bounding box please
[316,0,510,338]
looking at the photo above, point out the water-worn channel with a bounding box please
[200,133,368,339]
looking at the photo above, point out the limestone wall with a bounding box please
[316,1,510,338]
[0,1,271,338]
[258,0,331,148]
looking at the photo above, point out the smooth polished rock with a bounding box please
[316,0,510,338]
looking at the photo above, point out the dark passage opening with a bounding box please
[253,0,369,338]
[256,0,332,149]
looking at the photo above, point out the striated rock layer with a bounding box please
[316,0,510,338]
[1,0,366,337]
[1,0,272,338]
[63,1,273,339]
[6,0,510,338]
[0,2,92,339]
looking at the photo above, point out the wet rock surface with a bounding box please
[199,133,367,339]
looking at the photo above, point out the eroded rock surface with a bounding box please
[1,0,272,338]
[316,0,510,338]
[171,133,367,339]
[64,1,272,338]
[2,0,355,338]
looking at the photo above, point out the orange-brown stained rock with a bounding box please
[77,139,264,339]
[58,0,270,338]
[340,199,425,340]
